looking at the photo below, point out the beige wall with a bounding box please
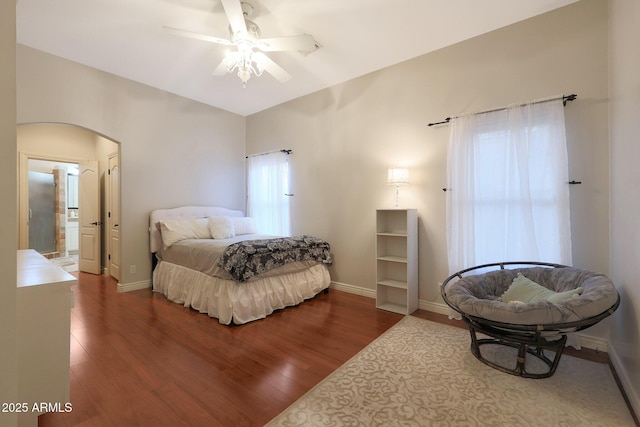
[0,2,17,426]
[609,0,640,415]
[17,46,246,286]
[247,0,610,323]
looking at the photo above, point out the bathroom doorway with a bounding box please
[26,158,80,271]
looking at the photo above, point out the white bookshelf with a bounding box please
[375,209,418,315]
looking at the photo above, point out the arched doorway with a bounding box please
[17,123,121,280]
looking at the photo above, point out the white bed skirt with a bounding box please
[153,261,331,325]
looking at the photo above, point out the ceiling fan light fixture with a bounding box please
[223,51,238,71]
[223,47,265,87]
[254,58,265,75]
[237,67,251,88]
[165,0,308,88]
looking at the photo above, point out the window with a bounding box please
[446,99,572,273]
[246,151,291,236]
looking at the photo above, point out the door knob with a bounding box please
[90,221,102,226]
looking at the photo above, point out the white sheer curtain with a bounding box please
[446,99,572,274]
[247,151,291,236]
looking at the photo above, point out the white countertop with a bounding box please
[17,249,77,288]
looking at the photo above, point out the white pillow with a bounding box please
[500,273,583,304]
[208,216,235,239]
[232,217,258,235]
[159,218,210,249]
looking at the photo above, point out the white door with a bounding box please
[108,153,121,281]
[79,161,101,274]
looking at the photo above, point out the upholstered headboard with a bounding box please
[149,206,244,253]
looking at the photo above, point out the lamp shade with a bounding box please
[387,168,409,185]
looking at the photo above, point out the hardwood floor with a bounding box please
[39,272,630,427]
[39,273,402,427]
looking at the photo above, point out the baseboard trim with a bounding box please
[418,300,451,316]
[332,282,611,352]
[576,334,609,352]
[117,280,151,293]
[330,281,376,299]
[608,342,640,419]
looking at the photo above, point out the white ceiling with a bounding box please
[16,0,579,116]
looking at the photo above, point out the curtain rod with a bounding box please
[427,94,577,127]
[246,149,292,159]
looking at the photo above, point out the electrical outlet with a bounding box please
[130,265,136,274]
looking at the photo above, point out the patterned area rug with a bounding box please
[48,254,78,272]
[267,316,635,426]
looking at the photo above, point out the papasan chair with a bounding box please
[441,262,620,379]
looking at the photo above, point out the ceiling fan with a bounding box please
[164,0,318,87]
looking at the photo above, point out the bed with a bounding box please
[150,206,332,325]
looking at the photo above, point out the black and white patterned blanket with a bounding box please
[218,235,333,282]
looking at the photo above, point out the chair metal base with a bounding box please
[464,315,567,379]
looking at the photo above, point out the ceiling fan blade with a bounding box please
[163,26,232,46]
[257,34,317,52]
[220,0,247,36]
[212,60,229,76]
[253,52,291,83]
